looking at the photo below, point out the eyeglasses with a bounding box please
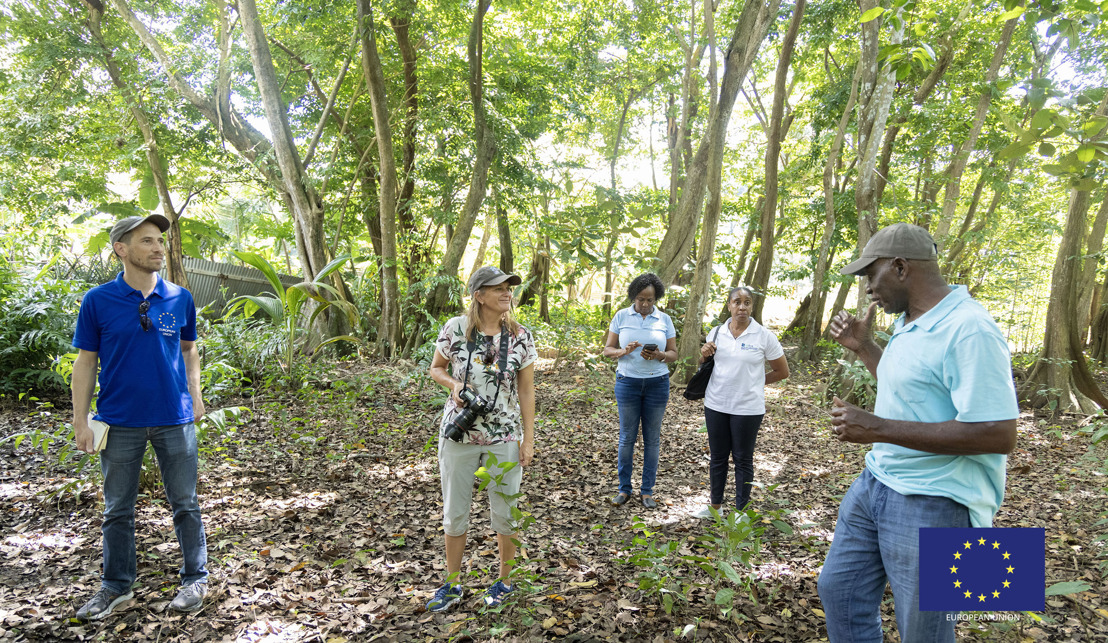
[138,300,152,332]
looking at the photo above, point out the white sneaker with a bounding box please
[694,506,719,519]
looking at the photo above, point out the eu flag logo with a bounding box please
[919,528,1045,611]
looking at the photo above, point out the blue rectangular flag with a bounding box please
[919,528,1045,611]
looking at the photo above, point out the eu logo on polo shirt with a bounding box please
[73,273,198,428]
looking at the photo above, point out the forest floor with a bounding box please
[1,350,1106,642]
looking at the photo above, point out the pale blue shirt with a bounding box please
[608,305,676,378]
[867,285,1019,528]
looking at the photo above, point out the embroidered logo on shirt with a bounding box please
[157,311,178,337]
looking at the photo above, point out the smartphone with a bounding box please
[643,343,658,352]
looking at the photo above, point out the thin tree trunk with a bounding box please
[496,186,513,273]
[654,0,781,286]
[1078,191,1108,341]
[357,0,402,355]
[749,0,805,322]
[424,0,497,319]
[389,8,424,282]
[471,208,494,275]
[799,62,861,361]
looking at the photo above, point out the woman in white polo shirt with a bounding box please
[695,286,790,518]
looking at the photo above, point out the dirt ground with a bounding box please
[0,353,1106,642]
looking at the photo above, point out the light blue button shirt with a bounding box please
[866,285,1019,528]
[608,305,676,378]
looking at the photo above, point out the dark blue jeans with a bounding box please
[817,468,969,642]
[99,423,208,594]
[614,374,669,496]
[704,408,763,509]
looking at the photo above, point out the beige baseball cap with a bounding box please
[840,223,938,276]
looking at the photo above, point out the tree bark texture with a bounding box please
[1020,186,1108,412]
[357,0,402,356]
[654,0,780,287]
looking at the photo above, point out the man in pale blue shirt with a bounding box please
[818,223,1019,642]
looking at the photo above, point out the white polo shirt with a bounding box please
[704,319,784,415]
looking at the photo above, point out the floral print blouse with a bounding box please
[435,315,537,444]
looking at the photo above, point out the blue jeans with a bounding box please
[614,374,669,496]
[100,423,208,594]
[818,468,968,642]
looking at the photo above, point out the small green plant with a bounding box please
[225,251,360,379]
[0,271,85,395]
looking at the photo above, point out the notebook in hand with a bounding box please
[87,414,110,453]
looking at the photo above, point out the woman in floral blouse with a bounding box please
[426,266,537,612]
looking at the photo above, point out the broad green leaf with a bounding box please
[1082,116,1108,138]
[714,587,735,606]
[717,560,743,584]
[138,168,159,210]
[860,7,885,22]
[1076,145,1095,163]
[998,6,1025,21]
[1037,142,1056,157]
[96,202,141,218]
[1045,581,1091,596]
[1030,109,1056,130]
[233,251,285,302]
[312,253,351,284]
[997,142,1031,160]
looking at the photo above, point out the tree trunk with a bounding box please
[357,0,402,356]
[1092,276,1108,362]
[471,208,494,275]
[424,0,497,319]
[798,63,861,362]
[748,0,805,322]
[1020,187,1108,412]
[932,12,1020,242]
[1078,191,1108,340]
[495,186,513,274]
[852,0,902,310]
[84,2,189,289]
[519,236,551,318]
[654,0,780,286]
[389,8,423,282]
[823,278,853,341]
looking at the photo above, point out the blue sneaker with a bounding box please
[483,580,513,607]
[426,583,464,612]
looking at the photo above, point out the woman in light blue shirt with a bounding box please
[602,273,677,509]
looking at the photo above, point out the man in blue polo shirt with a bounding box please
[818,223,1019,642]
[71,215,209,621]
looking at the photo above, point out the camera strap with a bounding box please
[462,323,510,406]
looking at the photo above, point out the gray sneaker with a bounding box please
[76,587,134,621]
[169,582,208,612]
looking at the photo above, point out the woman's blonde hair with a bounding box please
[464,285,521,340]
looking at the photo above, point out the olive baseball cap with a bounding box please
[840,223,939,276]
[110,214,170,245]
[467,266,522,295]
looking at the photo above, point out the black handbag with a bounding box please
[683,325,723,401]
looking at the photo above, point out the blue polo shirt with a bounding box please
[608,305,676,378]
[867,285,1019,527]
[73,272,197,428]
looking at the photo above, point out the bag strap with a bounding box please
[463,323,510,403]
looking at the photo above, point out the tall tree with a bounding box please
[654,0,781,286]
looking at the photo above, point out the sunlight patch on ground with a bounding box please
[0,482,32,500]
[4,531,81,551]
[235,619,311,642]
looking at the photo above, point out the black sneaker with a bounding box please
[426,582,464,612]
[75,588,134,621]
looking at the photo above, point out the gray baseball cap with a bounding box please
[840,223,938,276]
[110,214,170,245]
[467,266,522,295]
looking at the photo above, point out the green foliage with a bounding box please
[516,299,609,364]
[0,270,85,395]
[225,251,360,379]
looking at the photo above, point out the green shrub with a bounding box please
[0,273,86,395]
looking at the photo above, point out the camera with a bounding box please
[444,387,495,442]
